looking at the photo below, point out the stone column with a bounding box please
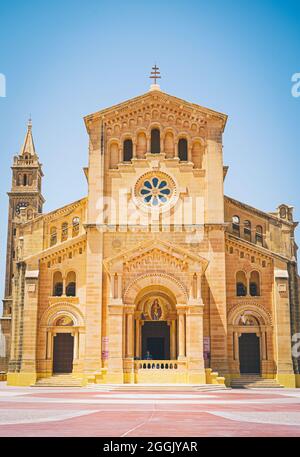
[261,330,267,360]
[234,332,239,361]
[123,305,135,383]
[188,144,192,162]
[135,319,141,358]
[72,330,80,374]
[174,141,179,157]
[74,331,79,360]
[185,301,206,384]
[14,267,39,386]
[273,268,295,387]
[126,312,134,358]
[170,320,176,360]
[132,140,137,158]
[107,302,124,383]
[177,307,186,359]
[46,331,52,360]
[147,136,151,154]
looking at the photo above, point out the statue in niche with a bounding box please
[151,298,162,321]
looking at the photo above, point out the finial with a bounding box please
[149,64,161,91]
[28,114,32,130]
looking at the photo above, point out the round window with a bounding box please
[134,171,177,212]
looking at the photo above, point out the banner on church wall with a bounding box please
[102,336,109,360]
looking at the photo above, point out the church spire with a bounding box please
[20,117,37,157]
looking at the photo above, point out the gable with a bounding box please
[84,89,227,133]
[103,238,208,273]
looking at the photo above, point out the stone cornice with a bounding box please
[226,233,292,263]
[22,234,86,263]
[225,195,295,228]
[43,197,87,222]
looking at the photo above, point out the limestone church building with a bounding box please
[1,78,300,388]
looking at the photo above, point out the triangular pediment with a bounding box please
[84,89,227,131]
[103,238,208,273]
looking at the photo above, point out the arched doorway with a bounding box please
[134,289,178,361]
[236,314,262,375]
[227,305,273,378]
[52,315,75,374]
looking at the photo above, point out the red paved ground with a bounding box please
[1,383,300,437]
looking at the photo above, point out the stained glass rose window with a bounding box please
[134,171,177,212]
[140,176,172,206]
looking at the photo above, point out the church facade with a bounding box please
[1,82,300,387]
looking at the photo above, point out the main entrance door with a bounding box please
[239,333,260,374]
[142,322,170,359]
[53,333,74,373]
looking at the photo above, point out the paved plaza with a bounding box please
[0,382,300,437]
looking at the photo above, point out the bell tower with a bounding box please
[3,120,45,314]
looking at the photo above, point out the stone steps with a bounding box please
[87,383,228,391]
[33,374,83,387]
[230,375,284,389]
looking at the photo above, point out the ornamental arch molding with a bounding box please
[40,302,85,328]
[123,272,188,305]
[227,303,272,327]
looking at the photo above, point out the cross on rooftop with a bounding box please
[150,65,161,85]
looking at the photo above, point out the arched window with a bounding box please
[66,271,76,297]
[244,220,251,242]
[23,174,27,186]
[250,271,260,296]
[61,222,68,242]
[123,139,133,162]
[53,271,63,296]
[178,138,188,161]
[151,128,160,153]
[236,271,247,296]
[232,215,240,236]
[50,227,57,246]
[72,217,80,237]
[255,225,263,246]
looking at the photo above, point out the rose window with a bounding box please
[134,171,177,212]
[140,177,172,207]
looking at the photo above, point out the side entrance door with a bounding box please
[239,333,260,374]
[53,333,74,373]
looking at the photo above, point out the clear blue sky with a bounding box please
[0,0,300,305]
